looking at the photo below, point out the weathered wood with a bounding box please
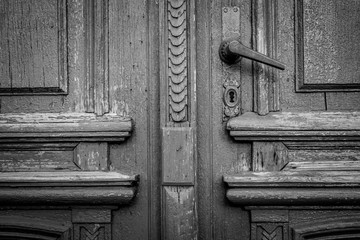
[227,188,360,206]
[74,143,108,171]
[0,150,78,171]
[0,113,132,142]
[228,111,360,141]
[253,0,280,115]
[0,171,138,185]
[0,0,68,95]
[252,142,288,171]
[159,0,198,239]
[283,141,360,150]
[283,160,360,171]
[162,127,194,184]
[228,112,360,131]
[84,0,109,115]
[108,0,158,238]
[163,0,189,123]
[224,171,360,187]
[163,186,197,240]
[0,187,136,206]
[278,0,325,111]
[0,171,138,205]
[295,0,360,92]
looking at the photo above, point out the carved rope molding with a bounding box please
[168,0,188,122]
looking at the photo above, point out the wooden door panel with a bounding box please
[220,0,360,239]
[0,0,67,95]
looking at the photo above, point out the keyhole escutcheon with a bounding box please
[224,86,239,108]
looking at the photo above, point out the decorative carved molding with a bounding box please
[227,111,360,141]
[0,0,68,95]
[84,0,109,115]
[252,224,286,240]
[0,171,139,205]
[167,0,188,123]
[0,113,132,142]
[225,171,360,205]
[74,224,110,240]
[160,1,197,238]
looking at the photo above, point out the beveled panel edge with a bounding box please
[0,0,68,96]
[294,0,360,92]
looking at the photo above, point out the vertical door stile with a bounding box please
[159,0,197,239]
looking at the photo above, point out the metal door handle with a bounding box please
[219,39,285,70]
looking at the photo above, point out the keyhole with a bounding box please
[229,91,235,103]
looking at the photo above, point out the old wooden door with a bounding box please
[1,0,360,239]
[197,0,360,239]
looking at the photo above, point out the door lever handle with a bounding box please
[219,39,285,70]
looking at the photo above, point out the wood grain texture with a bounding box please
[0,150,78,171]
[163,186,197,240]
[160,0,198,239]
[84,0,109,115]
[197,0,252,239]
[228,111,360,131]
[252,142,288,171]
[0,171,138,205]
[225,171,360,187]
[0,171,138,185]
[227,188,360,206]
[108,0,160,239]
[0,113,132,142]
[0,0,68,95]
[283,160,360,171]
[253,0,280,115]
[74,142,108,171]
[228,111,360,141]
[162,127,194,184]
